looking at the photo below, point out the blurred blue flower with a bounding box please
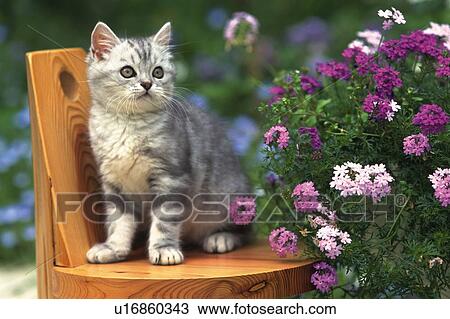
[257,84,272,101]
[14,172,30,188]
[193,54,225,81]
[14,106,30,128]
[23,225,35,241]
[0,203,33,224]
[21,190,35,207]
[286,17,329,46]
[206,7,228,30]
[187,93,209,110]
[227,116,259,156]
[0,24,7,43]
[0,139,31,172]
[1,231,17,248]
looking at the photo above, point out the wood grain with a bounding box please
[26,48,103,267]
[52,241,314,298]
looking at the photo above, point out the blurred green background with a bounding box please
[0,0,449,296]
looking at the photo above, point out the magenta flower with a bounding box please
[300,75,322,94]
[436,55,450,78]
[224,12,259,50]
[412,104,449,135]
[429,168,450,207]
[311,262,338,293]
[292,181,320,213]
[267,86,286,106]
[316,61,351,80]
[269,227,298,257]
[400,30,441,58]
[373,66,403,98]
[298,127,322,151]
[264,125,290,149]
[362,94,400,121]
[230,196,256,225]
[403,133,431,156]
[379,39,409,60]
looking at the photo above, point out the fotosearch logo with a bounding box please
[55,192,409,225]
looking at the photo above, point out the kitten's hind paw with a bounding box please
[149,247,184,265]
[203,232,240,253]
[86,243,129,264]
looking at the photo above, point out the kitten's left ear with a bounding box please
[153,22,171,46]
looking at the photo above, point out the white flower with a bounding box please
[391,7,406,24]
[424,22,450,37]
[390,100,401,113]
[357,30,382,47]
[428,257,444,269]
[377,9,392,19]
[348,40,371,54]
[424,22,450,49]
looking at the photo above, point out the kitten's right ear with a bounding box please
[90,22,120,60]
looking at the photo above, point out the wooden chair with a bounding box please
[25,48,314,298]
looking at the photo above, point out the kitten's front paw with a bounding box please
[149,247,184,265]
[203,232,239,253]
[86,243,129,264]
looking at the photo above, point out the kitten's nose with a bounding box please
[140,81,152,91]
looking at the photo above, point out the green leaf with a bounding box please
[316,98,332,113]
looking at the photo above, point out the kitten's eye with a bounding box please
[120,66,136,78]
[152,66,164,79]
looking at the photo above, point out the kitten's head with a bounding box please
[87,22,175,114]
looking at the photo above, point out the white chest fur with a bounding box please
[89,109,155,193]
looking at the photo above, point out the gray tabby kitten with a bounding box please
[85,22,251,265]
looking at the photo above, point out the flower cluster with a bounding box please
[316,225,352,259]
[292,181,320,213]
[362,94,401,121]
[373,66,403,98]
[267,86,286,106]
[403,133,431,156]
[264,125,290,149]
[316,61,351,80]
[310,262,338,293]
[224,12,259,51]
[380,30,441,61]
[300,75,322,94]
[230,196,256,225]
[347,29,382,55]
[330,162,394,202]
[428,168,450,207]
[412,104,449,135]
[268,227,298,257]
[378,7,406,30]
[424,22,450,49]
[298,127,322,151]
[436,55,450,78]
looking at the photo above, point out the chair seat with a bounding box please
[51,240,314,298]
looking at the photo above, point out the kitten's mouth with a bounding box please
[138,92,151,99]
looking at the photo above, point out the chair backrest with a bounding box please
[26,48,103,267]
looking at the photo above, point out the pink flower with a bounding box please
[230,196,256,225]
[429,168,450,207]
[315,225,351,259]
[330,162,394,202]
[412,104,449,135]
[311,262,338,293]
[269,227,298,257]
[403,133,431,156]
[224,12,259,50]
[292,181,320,213]
[264,125,290,149]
